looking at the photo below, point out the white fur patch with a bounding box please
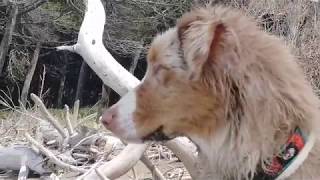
[114,90,140,141]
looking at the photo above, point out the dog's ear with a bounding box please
[177,12,240,81]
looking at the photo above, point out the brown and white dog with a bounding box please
[101,6,320,180]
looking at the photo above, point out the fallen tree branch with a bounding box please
[25,133,87,173]
[140,155,166,180]
[73,100,80,122]
[30,93,68,139]
[65,105,75,136]
[95,169,110,180]
[165,138,198,179]
[77,158,105,180]
[79,143,149,179]
[17,165,28,180]
[0,145,49,175]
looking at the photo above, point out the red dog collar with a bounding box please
[254,127,315,180]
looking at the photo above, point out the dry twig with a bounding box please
[25,133,87,173]
[64,105,75,136]
[30,93,68,139]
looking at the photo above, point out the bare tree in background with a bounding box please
[57,52,68,107]
[20,42,41,107]
[0,4,18,75]
[75,61,88,103]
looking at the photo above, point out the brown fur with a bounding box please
[131,6,320,179]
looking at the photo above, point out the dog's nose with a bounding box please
[101,105,118,127]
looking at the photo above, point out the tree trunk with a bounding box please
[20,42,41,107]
[57,52,68,107]
[0,4,18,75]
[75,61,88,103]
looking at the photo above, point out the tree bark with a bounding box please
[0,4,18,75]
[75,61,88,103]
[21,42,41,107]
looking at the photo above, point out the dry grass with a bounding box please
[242,1,320,96]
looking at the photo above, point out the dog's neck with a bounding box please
[189,125,256,179]
[190,125,315,180]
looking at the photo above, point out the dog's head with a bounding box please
[101,6,253,143]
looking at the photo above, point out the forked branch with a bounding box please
[56,0,200,179]
[30,93,68,139]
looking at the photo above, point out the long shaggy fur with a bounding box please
[103,5,320,180]
[178,6,320,180]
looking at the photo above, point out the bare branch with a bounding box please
[80,143,149,179]
[64,105,75,136]
[30,93,68,139]
[129,42,143,74]
[0,5,18,74]
[56,45,77,53]
[25,133,87,173]
[73,100,80,122]
[56,0,139,96]
[21,42,41,107]
[140,155,166,180]
[17,165,28,180]
[165,138,199,179]
[95,169,110,180]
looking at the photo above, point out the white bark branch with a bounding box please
[64,105,75,136]
[165,138,199,179]
[56,45,76,53]
[30,93,68,139]
[56,0,200,179]
[25,133,87,173]
[56,0,139,96]
[73,99,80,122]
[80,143,149,180]
[140,155,166,180]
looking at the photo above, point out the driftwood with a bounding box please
[21,42,41,107]
[0,145,49,175]
[0,4,18,74]
[57,0,202,179]
[0,93,118,179]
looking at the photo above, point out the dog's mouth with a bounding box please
[142,126,175,142]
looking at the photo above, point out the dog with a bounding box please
[101,6,320,180]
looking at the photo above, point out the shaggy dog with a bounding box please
[101,6,320,180]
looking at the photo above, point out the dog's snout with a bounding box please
[101,106,118,127]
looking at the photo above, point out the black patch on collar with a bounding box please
[142,126,173,142]
[253,127,307,180]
